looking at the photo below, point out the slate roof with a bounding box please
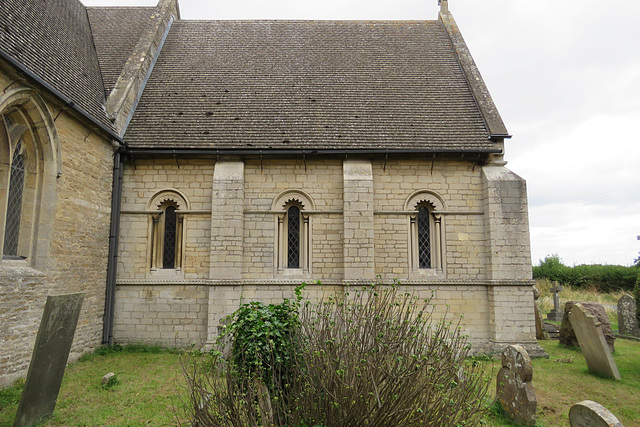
[87,7,156,94]
[0,0,113,130]
[124,20,499,152]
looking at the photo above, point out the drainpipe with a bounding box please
[103,149,124,345]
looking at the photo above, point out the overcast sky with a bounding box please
[82,0,640,266]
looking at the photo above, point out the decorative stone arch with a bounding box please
[0,87,61,269]
[271,189,315,211]
[146,189,189,275]
[272,190,314,275]
[404,190,446,276]
[146,188,190,211]
[404,189,446,212]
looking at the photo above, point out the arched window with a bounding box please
[406,191,445,274]
[416,204,432,269]
[1,88,60,268]
[273,190,313,274]
[147,190,188,273]
[286,205,301,269]
[4,136,25,258]
[162,205,178,269]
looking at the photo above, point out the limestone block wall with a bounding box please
[46,113,115,359]
[482,166,533,280]
[372,158,487,280]
[243,158,344,280]
[118,159,214,279]
[1,77,115,386]
[113,285,208,347]
[112,155,537,355]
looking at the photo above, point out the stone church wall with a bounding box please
[113,156,537,354]
[1,72,115,386]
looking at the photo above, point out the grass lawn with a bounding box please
[1,339,639,426]
[0,346,186,427]
[484,339,640,427]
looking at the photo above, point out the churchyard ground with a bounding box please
[1,285,639,426]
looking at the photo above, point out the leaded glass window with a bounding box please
[417,205,431,269]
[287,205,300,268]
[162,206,177,268]
[4,139,25,257]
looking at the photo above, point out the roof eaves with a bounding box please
[0,46,122,143]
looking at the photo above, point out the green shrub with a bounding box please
[533,254,638,292]
[181,282,491,427]
[224,284,303,391]
[289,283,491,426]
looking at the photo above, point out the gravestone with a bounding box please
[533,286,548,340]
[14,293,84,427]
[496,345,537,426]
[569,400,623,427]
[560,301,615,352]
[546,282,564,321]
[569,303,620,380]
[618,294,640,337]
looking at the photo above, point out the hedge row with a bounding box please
[533,255,639,293]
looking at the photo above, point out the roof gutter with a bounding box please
[0,47,123,144]
[125,147,503,157]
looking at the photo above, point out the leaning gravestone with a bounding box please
[569,303,620,380]
[569,400,623,427]
[560,301,615,353]
[496,345,537,426]
[617,294,640,337]
[14,293,84,427]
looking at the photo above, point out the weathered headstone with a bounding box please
[560,301,615,352]
[569,303,620,380]
[14,293,84,427]
[496,345,537,426]
[546,282,564,321]
[618,294,640,337]
[569,400,623,426]
[533,286,548,340]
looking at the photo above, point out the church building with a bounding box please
[1,0,541,386]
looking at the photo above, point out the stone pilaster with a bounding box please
[343,159,375,281]
[209,160,244,280]
[481,166,532,281]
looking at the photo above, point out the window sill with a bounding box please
[276,268,311,279]
[0,258,45,277]
[409,268,445,279]
[147,268,184,279]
